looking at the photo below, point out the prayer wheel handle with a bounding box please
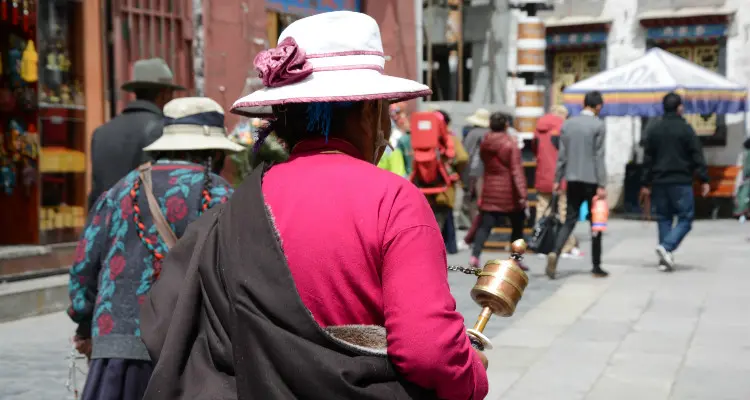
[467,239,529,351]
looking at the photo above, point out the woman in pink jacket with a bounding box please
[141,11,488,400]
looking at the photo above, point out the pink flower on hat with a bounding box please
[254,37,313,88]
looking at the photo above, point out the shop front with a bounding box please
[0,0,104,279]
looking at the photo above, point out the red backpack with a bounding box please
[409,111,456,194]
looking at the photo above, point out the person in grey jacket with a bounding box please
[547,91,608,279]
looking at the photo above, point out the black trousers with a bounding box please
[553,181,602,267]
[472,211,525,258]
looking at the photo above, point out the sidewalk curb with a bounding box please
[0,275,68,322]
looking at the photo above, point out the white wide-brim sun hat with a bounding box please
[231,11,432,117]
[144,97,246,153]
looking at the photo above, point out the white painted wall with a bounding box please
[468,0,513,105]
[507,0,750,201]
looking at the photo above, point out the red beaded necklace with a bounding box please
[129,174,213,282]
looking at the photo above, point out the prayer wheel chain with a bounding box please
[447,265,482,276]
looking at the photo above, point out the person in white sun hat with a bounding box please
[67,97,241,400]
[140,11,488,400]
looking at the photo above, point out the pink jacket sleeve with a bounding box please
[381,196,488,399]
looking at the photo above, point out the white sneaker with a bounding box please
[657,260,673,272]
[457,241,470,251]
[656,245,675,270]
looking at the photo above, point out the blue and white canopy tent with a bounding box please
[562,48,747,117]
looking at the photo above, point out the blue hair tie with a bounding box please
[306,101,356,141]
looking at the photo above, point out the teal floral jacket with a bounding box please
[67,160,233,360]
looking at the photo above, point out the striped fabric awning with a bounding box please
[562,48,747,117]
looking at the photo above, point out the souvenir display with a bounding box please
[0,164,14,195]
[0,0,90,245]
[11,0,18,25]
[0,125,14,195]
[21,39,37,82]
[60,83,71,105]
[8,37,23,87]
[72,80,83,106]
[22,0,31,32]
[20,122,38,190]
[0,88,15,112]
[8,120,23,162]
[17,86,35,110]
[39,147,85,173]
[40,205,85,231]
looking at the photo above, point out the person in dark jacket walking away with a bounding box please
[470,113,529,270]
[547,91,609,279]
[640,92,710,272]
[88,58,185,209]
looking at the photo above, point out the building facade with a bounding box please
[506,0,750,206]
[423,0,516,128]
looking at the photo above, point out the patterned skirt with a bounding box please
[82,358,153,400]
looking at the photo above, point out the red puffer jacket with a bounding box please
[479,132,528,213]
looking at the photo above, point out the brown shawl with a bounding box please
[140,163,434,399]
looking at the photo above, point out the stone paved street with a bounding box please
[480,219,750,400]
[0,219,748,399]
[0,312,85,400]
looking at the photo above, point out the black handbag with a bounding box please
[528,194,562,254]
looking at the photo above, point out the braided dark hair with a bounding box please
[253,102,365,153]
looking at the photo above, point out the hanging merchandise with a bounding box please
[1,124,17,196]
[11,0,18,25]
[18,86,35,110]
[22,0,29,32]
[73,80,84,106]
[21,40,38,83]
[59,41,72,81]
[1,165,15,195]
[45,40,61,103]
[0,89,15,112]
[8,37,23,88]
[8,120,23,162]
[21,123,39,167]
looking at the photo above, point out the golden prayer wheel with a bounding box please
[467,239,529,350]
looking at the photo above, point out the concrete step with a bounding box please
[0,275,68,322]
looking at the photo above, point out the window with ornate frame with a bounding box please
[550,50,602,106]
[662,45,721,136]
